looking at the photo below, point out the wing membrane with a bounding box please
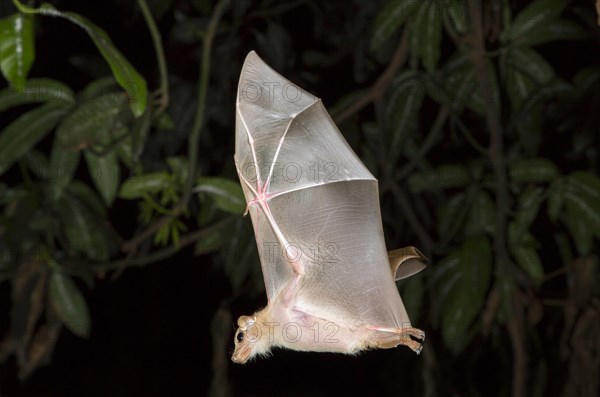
[234,52,408,328]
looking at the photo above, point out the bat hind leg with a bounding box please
[366,326,425,354]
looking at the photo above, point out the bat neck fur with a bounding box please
[246,307,277,359]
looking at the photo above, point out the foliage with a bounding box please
[0,0,599,395]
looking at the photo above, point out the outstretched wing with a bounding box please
[234,52,410,328]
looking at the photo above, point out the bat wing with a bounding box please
[235,51,410,329]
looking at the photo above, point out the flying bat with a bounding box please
[232,51,427,364]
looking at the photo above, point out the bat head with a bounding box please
[232,314,268,364]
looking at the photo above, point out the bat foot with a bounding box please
[367,326,425,354]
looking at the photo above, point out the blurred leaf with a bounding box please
[505,61,535,111]
[80,76,119,101]
[562,200,593,256]
[56,93,129,150]
[509,158,558,184]
[66,181,107,216]
[408,0,427,69]
[370,0,420,50]
[441,236,492,353]
[194,228,223,256]
[565,171,600,238]
[130,99,152,163]
[0,13,35,88]
[430,250,460,328]
[438,192,468,238]
[49,137,81,200]
[465,188,495,236]
[13,1,147,116]
[24,150,49,179]
[419,0,442,72]
[1,260,43,366]
[386,71,424,165]
[0,103,70,177]
[500,0,567,43]
[511,47,554,84]
[195,177,245,214]
[518,18,587,46]
[119,172,172,199]
[84,149,120,207]
[56,195,109,261]
[220,218,260,292]
[512,246,544,285]
[167,156,189,185]
[397,272,424,320]
[442,0,467,37]
[0,78,74,111]
[48,271,91,338]
[547,177,566,222]
[514,186,545,232]
[408,164,471,193]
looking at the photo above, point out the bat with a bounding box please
[232,51,427,364]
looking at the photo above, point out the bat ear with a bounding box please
[388,246,428,281]
[237,315,256,330]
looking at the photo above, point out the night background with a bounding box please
[0,0,599,396]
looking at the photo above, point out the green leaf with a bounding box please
[465,188,495,236]
[442,0,467,37]
[56,92,129,150]
[0,13,35,88]
[0,103,69,177]
[66,181,107,216]
[24,149,49,179]
[501,0,567,43]
[512,246,544,285]
[519,19,587,46]
[510,47,554,84]
[419,0,442,72]
[386,71,424,165]
[430,251,460,328]
[48,271,91,338]
[568,171,600,205]
[167,156,189,185]
[514,186,545,232]
[56,194,109,261]
[408,164,471,193]
[397,273,424,321]
[130,99,152,163]
[564,172,600,238]
[13,1,147,116]
[509,158,558,184]
[49,136,80,201]
[547,177,566,222]
[84,149,120,207]
[441,236,492,353]
[119,172,172,199]
[438,193,468,238]
[505,61,536,111]
[0,78,74,111]
[195,177,245,214]
[562,200,593,256]
[370,0,420,50]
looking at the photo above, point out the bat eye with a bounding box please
[237,332,244,342]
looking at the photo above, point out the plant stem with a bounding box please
[184,0,230,207]
[95,216,235,273]
[138,0,170,114]
[333,28,409,124]
[469,3,525,397]
[122,0,230,255]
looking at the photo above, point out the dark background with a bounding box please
[1,0,599,396]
